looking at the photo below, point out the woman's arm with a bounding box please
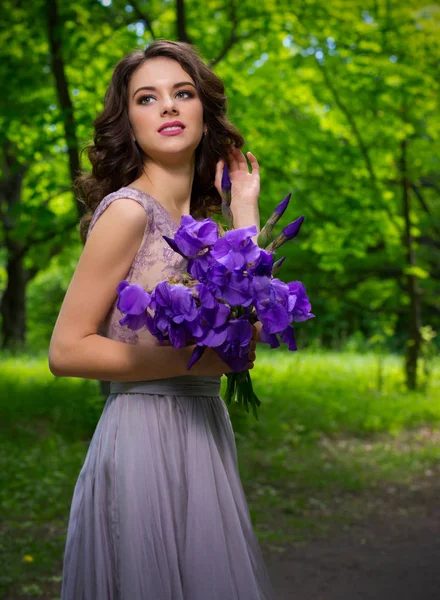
[230,203,260,243]
[48,199,200,381]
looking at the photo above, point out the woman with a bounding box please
[49,39,276,599]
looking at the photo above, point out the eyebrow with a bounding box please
[132,81,196,99]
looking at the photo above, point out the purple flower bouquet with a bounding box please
[117,168,314,420]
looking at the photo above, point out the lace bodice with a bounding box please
[87,186,188,346]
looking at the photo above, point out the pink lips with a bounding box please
[158,120,185,136]
[159,128,185,136]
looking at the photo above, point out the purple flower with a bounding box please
[117,281,151,314]
[254,278,314,350]
[119,312,150,331]
[287,281,315,322]
[250,277,292,334]
[258,302,291,334]
[272,256,286,275]
[267,216,305,252]
[275,193,292,216]
[187,345,206,370]
[259,326,280,349]
[209,267,253,307]
[211,225,260,271]
[215,318,253,372]
[282,216,304,240]
[280,325,297,351]
[221,202,234,230]
[164,215,219,258]
[162,235,187,258]
[192,283,231,346]
[248,249,274,277]
[257,193,292,247]
[220,164,233,227]
[221,163,231,192]
[216,350,250,373]
[150,282,199,348]
[187,251,213,282]
[117,281,152,330]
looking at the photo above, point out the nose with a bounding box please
[161,95,178,116]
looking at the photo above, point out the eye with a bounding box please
[176,90,194,99]
[137,90,195,105]
[137,94,154,105]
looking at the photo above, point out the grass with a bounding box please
[1,348,439,597]
[0,437,86,597]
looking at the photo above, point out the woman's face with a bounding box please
[128,57,205,164]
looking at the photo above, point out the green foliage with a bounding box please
[1,0,439,356]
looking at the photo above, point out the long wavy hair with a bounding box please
[77,39,245,243]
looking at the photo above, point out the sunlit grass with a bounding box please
[225,349,440,438]
[1,348,439,595]
[0,355,104,441]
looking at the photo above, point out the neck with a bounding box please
[132,157,195,216]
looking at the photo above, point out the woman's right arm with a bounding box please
[48,198,234,381]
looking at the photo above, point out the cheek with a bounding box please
[129,107,152,135]
[192,103,204,126]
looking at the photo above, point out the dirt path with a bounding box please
[262,475,440,599]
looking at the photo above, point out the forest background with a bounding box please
[0,0,439,597]
[1,0,439,383]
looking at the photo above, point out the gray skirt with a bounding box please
[61,375,276,599]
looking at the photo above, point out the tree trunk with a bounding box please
[0,148,28,351]
[0,253,27,351]
[46,0,84,217]
[401,139,422,390]
[176,0,191,43]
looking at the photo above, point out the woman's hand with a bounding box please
[214,146,260,209]
[188,325,258,376]
[253,321,263,344]
[214,147,261,241]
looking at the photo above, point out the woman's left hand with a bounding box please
[215,146,260,209]
[253,320,263,344]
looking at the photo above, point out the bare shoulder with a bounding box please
[87,196,148,239]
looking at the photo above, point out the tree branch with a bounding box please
[130,0,156,39]
[410,183,440,237]
[315,60,403,233]
[210,0,239,66]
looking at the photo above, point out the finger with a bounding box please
[214,159,225,195]
[245,151,260,176]
[247,361,254,370]
[249,351,256,362]
[231,146,249,172]
[227,146,240,172]
[246,151,260,175]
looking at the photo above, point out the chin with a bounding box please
[147,143,200,161]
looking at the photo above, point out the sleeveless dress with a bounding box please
[61,186,276,599]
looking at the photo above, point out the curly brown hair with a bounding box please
[77,39,245,243]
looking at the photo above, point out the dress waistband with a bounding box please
[109,375,222,397]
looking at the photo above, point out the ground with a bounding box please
[262,471,440,599]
